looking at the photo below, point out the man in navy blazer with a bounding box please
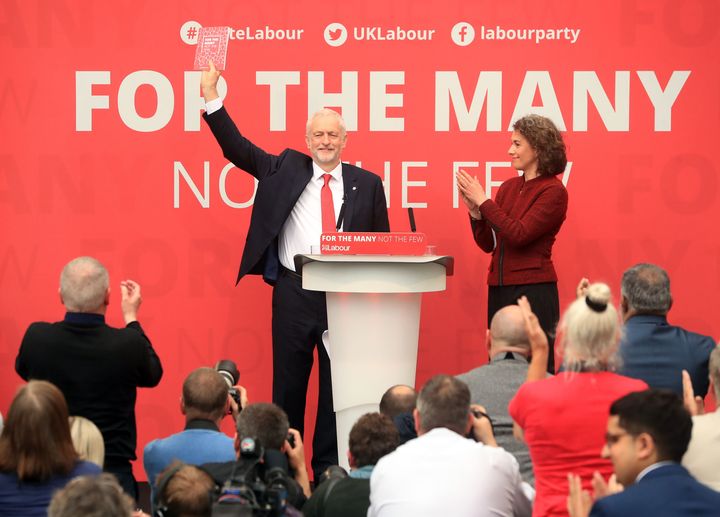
[568,389,720,517]
[200,62,390,479]
[618,263,715,397]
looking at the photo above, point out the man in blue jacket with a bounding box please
[569,389,720,517]
[618,263,715,397]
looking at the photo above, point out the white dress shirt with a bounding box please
[204,98,344,271]
[368,427,532,517]
[278,162,343,270]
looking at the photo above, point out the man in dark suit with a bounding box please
[568,389,720,517]
[617,263,715,397]
[200,62,390,479]
[15,256,163,500]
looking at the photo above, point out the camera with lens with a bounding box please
[215,360,243,411]
[211,437,300,517]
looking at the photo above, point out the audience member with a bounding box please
[682,345,720,490]
[509,285,647,517]
[568,389,720,517]
[15,256,163,499]
[0,381,102,517]
[617,263,715,397]
[304,413,399,517]
[48,473,143,517]
[143,367,242,502]
[379,385,416,418]
[154,462,216,517]
[379,384,417,444]
[202,402,310,509]
[457,304,538,485]
[69,416,105,468]
[368,374,531,517]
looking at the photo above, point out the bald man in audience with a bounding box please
[379,385,418,444]
[457,304,539,485]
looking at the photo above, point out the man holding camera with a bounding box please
[143,367,246,503]
[368,375,531,517]
[202,402,311,510]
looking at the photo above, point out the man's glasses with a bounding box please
[604,431,629,446]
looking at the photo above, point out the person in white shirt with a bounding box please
[368,374,531,517]
[682,345,720,491]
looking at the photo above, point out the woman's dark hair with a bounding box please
[0,381,79,481]
[513,114,567,176]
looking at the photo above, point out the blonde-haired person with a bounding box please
[508,283,648,517]
[69,416,105,468]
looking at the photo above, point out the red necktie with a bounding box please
[321,174,336,232]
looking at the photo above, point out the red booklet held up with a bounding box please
[194,26,230,70]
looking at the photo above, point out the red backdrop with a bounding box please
[2,0,718,479]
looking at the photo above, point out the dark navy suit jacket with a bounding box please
[590,463,720,517]
[618,314,715,397]
[203,106,390,285]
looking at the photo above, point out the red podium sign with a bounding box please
[320,232,427,255]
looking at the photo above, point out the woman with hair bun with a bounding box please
[457,114,569,372]
[507,285,648,517]
[0,381,101,517]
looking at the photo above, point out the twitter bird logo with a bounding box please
[324,23,348,47]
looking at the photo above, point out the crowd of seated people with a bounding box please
[2,259,718,517]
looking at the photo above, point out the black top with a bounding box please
[302,477,370,517]
[15,313,163,464]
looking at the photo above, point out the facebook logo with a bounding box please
[451,22,475,46]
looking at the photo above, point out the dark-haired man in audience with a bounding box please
[568,389,720,517]
[682,345,720,491]
[202,402,310,509]
[457,304,537,486]
[379,384,417,444]
[15,256,163,500]
[368,375,531,517]
[304,413,399,517]
[143,367,244,502]
[617,263,715,397]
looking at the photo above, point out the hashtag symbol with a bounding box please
[186,27,197,39]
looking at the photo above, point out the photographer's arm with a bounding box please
[284,428,311,498]
[470,404,497,447]
[227,385,249,423]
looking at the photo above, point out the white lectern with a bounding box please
[294,254,454,470]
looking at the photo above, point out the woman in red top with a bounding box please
[509,284,647,517]
[457,114,568,372]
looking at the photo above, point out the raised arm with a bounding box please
[518,296,549,382]
[200,61,279,180]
